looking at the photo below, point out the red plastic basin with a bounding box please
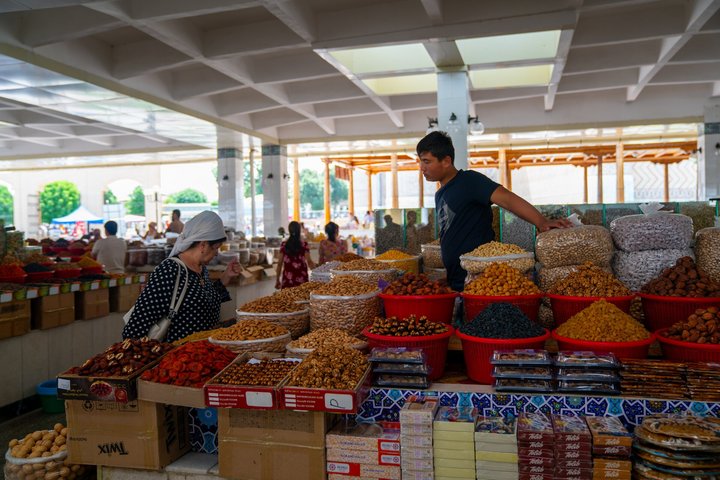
[81,266,104,275]
[656,328,720,362]
[547,294,635,326]
[363,326,453,381]
[456,329,550,384]
[54,268,82,279]
[638,293,720,332]
[462,293,543,323]
[26,271,54,282]
[551,330,655,359]
[0,274,27,284]
[379,292,458,325]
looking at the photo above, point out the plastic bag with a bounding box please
[610,207,693,252]
[536,224,614,269]
[612,248,694,292]
[4,446,92,480]
[309,289,380,336]
[538,264,613,292]
[459,252,535,274]
[695,227,720,284]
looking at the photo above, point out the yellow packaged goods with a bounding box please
[286,345,368,389]
[367,314,448,336]
[288,328,364,350]
[460,241,534,274]
[548,263,631,297]
[334,258,388,271]
[212,320,288,341]
[556,300,650,342]
[271,281,324,303]
[376,250,414,260]
[662,307,720,344]
[240,295,306,313]
[465,263,540,296]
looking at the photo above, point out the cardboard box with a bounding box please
[282,366,372,413]
[137,379,207,408]
[65,399,189,469]
[475,460,519,472]
[109,283,141,312]
[0,299,30,339]
[325,422,401,453]
[219,440,325,480]
[327,461,401,479]
[57,360,155,403]
[326,448,400,466]
[31,293,74,330]
[218,408,336,448]
[75,288,109,320]
[401,457,433,471]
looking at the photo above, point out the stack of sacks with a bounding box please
[433,406,477,480]
[552,415,592,480]
[610,203,694,292]
[535,219,615,327]
[475,416,518,480]
[400,394,439,480]
[517,413,555,479]
[585,417,632,480]
[326,422,401,480]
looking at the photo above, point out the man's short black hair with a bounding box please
[172,209,181,218]
[104,221,118,236]
[416,131,455,164]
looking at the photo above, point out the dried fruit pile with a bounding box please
[71,338,173,377]
[141,340,236,387]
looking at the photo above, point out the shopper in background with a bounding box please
[417,131,571,291]
[275,221,315,289]
[318,222,347,265]
[123,211,241,343]
[167,209,184,234]
[143,221,162,240]
[363,210,374,229]
[91,221,127,274]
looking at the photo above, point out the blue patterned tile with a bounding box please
[586,398,609,416]
[607,398,624,415]
[690,402,710,416]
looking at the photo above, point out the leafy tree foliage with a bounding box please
[39,181,80,223]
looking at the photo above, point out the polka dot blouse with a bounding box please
[122,257,231,343]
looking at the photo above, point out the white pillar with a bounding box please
[698,104,720,200]
[261,144,289,237]
[216,127,245,233]
[437,68,469,170]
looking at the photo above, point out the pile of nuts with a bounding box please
[313,276,378,296]
[271,281,324,303]
[460,241,534,274]
[695,227,720,284]
[336,253,364,262]
[556,300,651,342]
[72,338,173,377]
[663,307,720,344]
[287,345,368,389]
[641,257,720,297]
[463,241,527,257]
[334,259,389,271]
[240,295,306,313]
[367,315,448,336]
[212,320,289,341]
[535,225,614,269]
[376,249,414,260]
[383,272,453,296]
[214,359,298,386]
[6,424,90,480]
[610,213,693,252]
[141,340,237,387]
[613,249,695,292]
[288,328,363,350]
[465,263,540,296]
[549,263,631,297]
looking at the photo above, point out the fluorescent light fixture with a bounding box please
[469,65,554,89]
[329,44,434,76]
[363,73,437,95]
[457,30,561,65]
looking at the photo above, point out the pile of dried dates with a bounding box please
[71,338,173,377]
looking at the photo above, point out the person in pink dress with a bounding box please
[275,221,315,289]
[318,222,348,265]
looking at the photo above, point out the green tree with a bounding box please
[103,189,118,204]
[39,181,80,223]
[244,163,263,198]
[331,172,348,206]
[0,185,13,224]
[126,186,145,215]
[166,188,207,204]
[300,169,323,210]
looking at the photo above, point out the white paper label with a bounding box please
[246,391,273,408]
[57,379,70,391]
[324,393,353,411]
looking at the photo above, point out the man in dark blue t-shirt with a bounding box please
[417,131,570,291]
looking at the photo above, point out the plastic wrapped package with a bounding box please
[610,211,693,252]
[420,243,443,268]
[604,203,641,226]
[568,204,604,226]
[500,210,535,251]
[537,264,613,292]
[492,205,501,241]
[612,248,694,292]
[680,201,716,235]
[537,204,569,220]
[535,225,613,269]
[309,290,381,336]
[537,303,555,330]
[695,227,720,283]
[460,252,535,274]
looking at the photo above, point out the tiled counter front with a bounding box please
[187,387,720,454]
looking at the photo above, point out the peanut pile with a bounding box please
[334,258,389,271]
[368,315,448,336]
[663,307,720,344]
[240,295,306,313]
[72,338,173,377]
[286,345,368,389]
[642,256,720,297]
[212,320,288,341]
[313,276,378,296]
[288,328,363,350]
[556,300,650,342]
[465,263,540,296]
[214,359,298,386]
[461,241,534,273]
[549,263,631,297]
[464,241,527,257]
[383,272,453,295]
[271,281,324,303]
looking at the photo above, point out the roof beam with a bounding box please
[420,0,443,25]
[626,0,720,101]
[126,0,258,22]
[20,7,123,47]
[262,0,317,42]
[545,28,575,111]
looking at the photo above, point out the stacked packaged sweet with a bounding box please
[369,347,430,390]
[492,350,554,393]
[325,422,401,480]
[552,415,593,480]
[433,406,477,480]
[554,351,620,395]
[517,412,555,480]
[474,416,518,480]
[584,416,632,480]
[400,394,439,480]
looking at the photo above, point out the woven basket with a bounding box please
[235,309,310,339]
[208,332,291,354]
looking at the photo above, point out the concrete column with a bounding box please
[391,149,399,209]
[323,158,331,224]
[216,127,245,233]
[249,147,257,237]
[261,144,289,237]
[437,68,469,170]
[367,172,373,211]
[348,167,355,216]
[698,104,720,200]
[616,136,625,203]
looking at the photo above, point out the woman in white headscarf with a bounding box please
[123,211,241,343]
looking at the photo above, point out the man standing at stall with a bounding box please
[167,209,184,234]
[417,131,570,291]
[92,221,127,274]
